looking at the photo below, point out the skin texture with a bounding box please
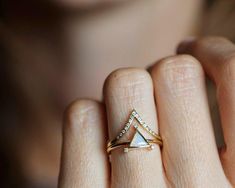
[59,37,235,187]
[1,1,202,185]
[59,101,109,187]
[104,68,166,187]
[152,55,228,187]
[178,37,235,186]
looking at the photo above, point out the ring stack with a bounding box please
[107,109,162,154]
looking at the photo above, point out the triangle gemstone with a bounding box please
[130,130,149,147]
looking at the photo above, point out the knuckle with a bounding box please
[198,36,229,45]
[152,55,203,96]
[191,36,235,83]
[64,99,102,129]
[104,68,152,96]
[190,37,230,53]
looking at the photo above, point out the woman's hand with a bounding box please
[58,37,235,188]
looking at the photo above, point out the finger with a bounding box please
[151,55,230,187]
[178,37,235,185]
[104,68,167,188]
[58,100,109,188]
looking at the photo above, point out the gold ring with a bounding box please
[107,109,162,154]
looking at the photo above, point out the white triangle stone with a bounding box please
[130,130,149,147]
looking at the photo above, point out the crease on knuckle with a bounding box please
[64,100,100,130]
[105,68,153,100]
[157,56,202,97]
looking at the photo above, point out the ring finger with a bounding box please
[104,68,167,188]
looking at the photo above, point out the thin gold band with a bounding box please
[108,134,162,147]
[107,139,162,153]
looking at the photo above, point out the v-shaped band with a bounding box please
[107,109,162,154]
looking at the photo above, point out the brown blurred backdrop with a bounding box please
[0,0,235,187]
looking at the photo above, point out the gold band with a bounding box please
[107,138,162,153]
[107,109,163,154]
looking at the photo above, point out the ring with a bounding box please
[107,109,162,154]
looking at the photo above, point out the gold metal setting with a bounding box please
[107,109,162,154]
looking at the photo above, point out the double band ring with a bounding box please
[107,109,162,154]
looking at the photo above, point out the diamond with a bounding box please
[111,109,160,154]
[130,130,149,147]
[124,148,129,153]
[132,110,137,116]
[150,145,155,150]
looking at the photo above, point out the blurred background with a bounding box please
[0,0,235,187]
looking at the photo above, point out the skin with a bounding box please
[2,0,234,187]
[2,0,201,185]
[59,37,235,187]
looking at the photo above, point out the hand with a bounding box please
[58,37,235,188]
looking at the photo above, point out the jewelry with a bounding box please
[107,109,162,154]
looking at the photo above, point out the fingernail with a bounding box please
[177,36,196,54]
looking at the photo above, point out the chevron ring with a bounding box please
[107,109,162,154]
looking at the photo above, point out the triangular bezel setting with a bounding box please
[130,129,150,147]
[108,109,162,154]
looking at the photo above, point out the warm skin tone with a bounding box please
[59,37,235,187]
[2,0,235,187]
[2,0,201,185]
